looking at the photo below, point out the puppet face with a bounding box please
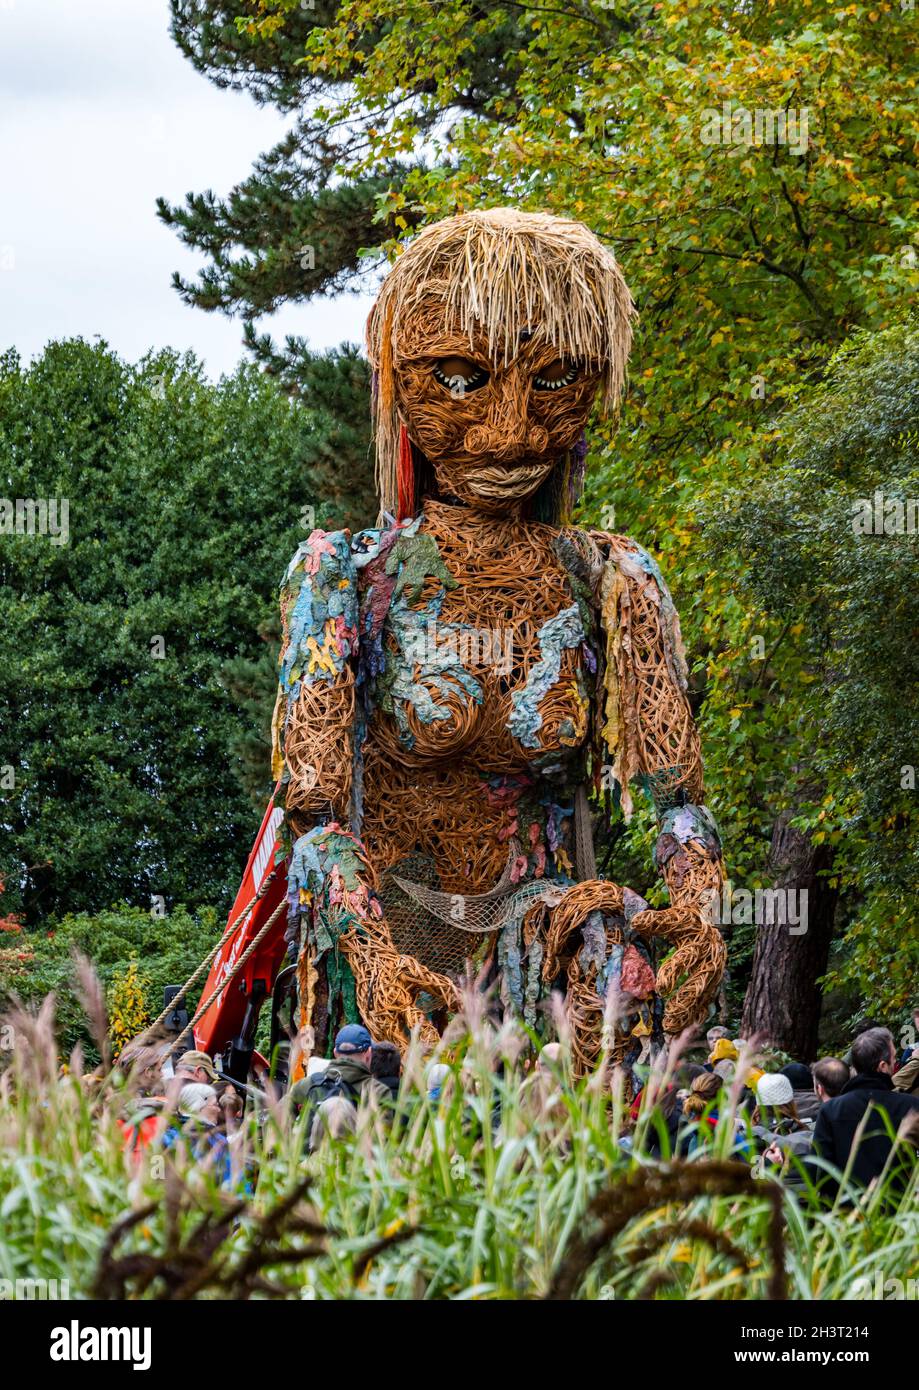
[393,303,602,512]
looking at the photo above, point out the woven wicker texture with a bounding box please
[278,503,725,1065]
[367,208,636,520]
[272,208,725,1072]
[594,529,703,819]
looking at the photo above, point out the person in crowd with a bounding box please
[761,1056,848,1171]
[516,1042,569,1143]
[670,1063,707,1121]
[708,1036,761,1090]
[807,1026,919,1201]
[780,1062,821,1121]
[426,1061,451,1102]
[162,1048,221,1109]
[894,1010,919,1091]
[683,1072,753,1157]
[536,1042,563,1074]
[706,1036,737,1079]
[674,1062,708,1091]
[290,1024,387,1151]
[705,1025,731,1058]
[746,1059,849,1182]
[636,1082,686,1159]
[310,1095,359,1146]
[751,1073,808,1146]
[682,1072,724,1152]
[160,1082,234,1185]
[812,1056,849,1104]
[118,1044,166,1099]
[894,1055,919,1095]
[704,1039,763,1114]
[217,1082,244,1133]
[370,1040,402,1102]
[177,1082,222,1125]
[173,1049,220,1087]
[116,1045,169,1160]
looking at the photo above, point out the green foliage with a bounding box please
[706,321,919,1014]
[0,339,374,923]
[0,904,216,1059]
[2,997,918,1300]
[161,0,532,314]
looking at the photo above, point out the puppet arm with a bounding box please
[275,529,457,1051]
[591,530,726,1036]
[272,529,359,831]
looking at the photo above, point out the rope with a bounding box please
[172,894,289,1052]
[141,868,280,1038]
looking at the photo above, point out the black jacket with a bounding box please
[373,1072,401,1102]
[643,1105,685,1159]
[809,1072,919,1199]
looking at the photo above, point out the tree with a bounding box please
[0,339,373,923]
[740,814,839,1058]
[160,0,532,322]
[0,903,220,1059]
[708,320,919,1028]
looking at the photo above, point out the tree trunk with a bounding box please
[741,812,838,1060]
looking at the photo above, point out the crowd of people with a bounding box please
[116,1010,919,1205]
[625,1016,919,1199]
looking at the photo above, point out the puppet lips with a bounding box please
[464,460,553,496]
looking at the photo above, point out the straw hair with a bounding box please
[367,207,637,518]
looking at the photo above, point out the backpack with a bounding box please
[303,1073,361,1150]
[310,1067,361,1106]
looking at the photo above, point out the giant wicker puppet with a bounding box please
[274,208,726,1080]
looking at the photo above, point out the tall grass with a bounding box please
[1,992,917,1300]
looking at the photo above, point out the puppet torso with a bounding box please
[357,500,597,898]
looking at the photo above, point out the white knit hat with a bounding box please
[756,1072,794,1107]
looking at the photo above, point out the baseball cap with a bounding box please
[178,1049,218,1081]
[334,1024,373,1054]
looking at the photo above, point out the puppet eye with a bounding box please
[433,356,489,393]
[533,360,580,391]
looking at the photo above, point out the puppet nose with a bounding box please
[464,378,548,459]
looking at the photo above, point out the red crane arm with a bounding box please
[193,797,289,1057]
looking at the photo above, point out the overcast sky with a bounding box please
[0,0,374,378]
